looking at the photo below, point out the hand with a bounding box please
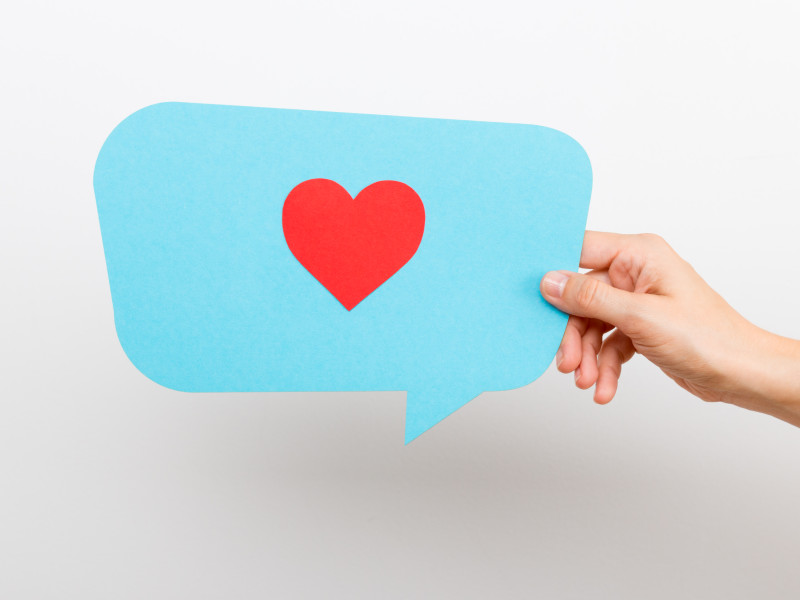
[540,231,800,427]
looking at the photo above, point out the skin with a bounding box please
[540,231,800,428]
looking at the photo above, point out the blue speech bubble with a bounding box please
[94,102,591,442]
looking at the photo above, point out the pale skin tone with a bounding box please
[540,231,800,428]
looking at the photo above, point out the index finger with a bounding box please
[579,231,629,270]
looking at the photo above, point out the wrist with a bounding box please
[734,327,800,427]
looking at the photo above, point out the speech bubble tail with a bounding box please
[404,388,482,444]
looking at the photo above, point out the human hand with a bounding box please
[540,232,800,427]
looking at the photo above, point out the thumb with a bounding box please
[540,270,644,328]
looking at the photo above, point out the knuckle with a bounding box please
[637,232,667,248]
[612,346,628,369]
[603,360,622,379]
[574,277,604,313]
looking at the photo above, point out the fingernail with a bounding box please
[574,367,581,383]
[556,349,564,367]
[542,271,569,299]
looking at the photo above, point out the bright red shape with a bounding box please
[282,179,426,311]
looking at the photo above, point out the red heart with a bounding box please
[282,179,426,310]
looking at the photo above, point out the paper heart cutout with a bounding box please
[282,178,425,310]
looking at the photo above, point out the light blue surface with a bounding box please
[94,102,592,442]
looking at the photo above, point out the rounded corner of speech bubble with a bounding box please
[94,103,168,189]
[100,101,174,138]
[111,324,197,395]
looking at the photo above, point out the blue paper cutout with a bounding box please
[94,102,592,442]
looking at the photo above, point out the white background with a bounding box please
[3,1,800,598]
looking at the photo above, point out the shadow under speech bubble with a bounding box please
[93,102,592,443]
